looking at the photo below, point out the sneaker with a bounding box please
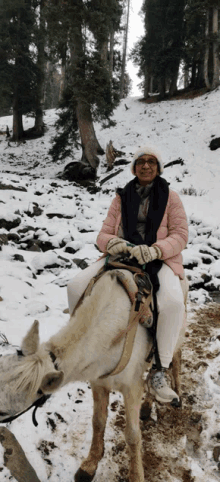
[147,367,180,404]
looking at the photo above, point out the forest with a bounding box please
[0,0,219,170]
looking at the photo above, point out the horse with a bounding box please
[0,268,185,482]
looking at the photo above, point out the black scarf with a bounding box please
[117,176,169,292]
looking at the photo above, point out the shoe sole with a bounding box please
[149,387,180,404]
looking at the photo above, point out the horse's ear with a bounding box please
[40,371,64,394]
[21,320,39,356]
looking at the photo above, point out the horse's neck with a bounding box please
[46,272,131,384]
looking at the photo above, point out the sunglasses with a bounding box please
[136,158,158,167]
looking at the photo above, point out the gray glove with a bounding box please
[129,245,162,265]
[106,237,131,256]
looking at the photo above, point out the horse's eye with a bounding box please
[0,411,8,416]
[17,350,24,357]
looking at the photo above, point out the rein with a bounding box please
[88,254,155,379]
[1,393,51,427]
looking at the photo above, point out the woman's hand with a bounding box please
[106,237,131,256]
[129,245,162,265]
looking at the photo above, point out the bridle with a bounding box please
[0,350,58,427]
[1,393,51,427]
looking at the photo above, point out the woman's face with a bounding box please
[134,154,159,186]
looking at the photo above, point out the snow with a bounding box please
[0,88,220,480]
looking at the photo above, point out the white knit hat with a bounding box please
[131,145,164,175]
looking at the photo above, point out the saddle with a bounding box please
[84,253,154,378]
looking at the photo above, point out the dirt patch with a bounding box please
[139,87,208,104]
[111,302,220,482]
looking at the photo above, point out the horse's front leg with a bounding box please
[74,383,109,482]
[122,381,145,482]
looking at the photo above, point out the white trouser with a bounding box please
[67,260,186,368]
[156,263,185,368]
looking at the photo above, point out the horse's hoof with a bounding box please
[74,468,95,482]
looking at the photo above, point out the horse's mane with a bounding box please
[4,354,46,398]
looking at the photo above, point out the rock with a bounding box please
[210,137,220,151]
[27,243,42,252]
[46,213,73,219]
[0,234,8,245]
[0,217,21,231]
[32,252,73,274]
[0,182,27,192]
[183,261,198,270]
[13,254,25,262]
[62,161,96,182]
[8,233,20,243]
[24,204,43,217]
[73,258,89,270]
[18,226,35,234]
[204,281,220,292]
[36,240,54,252]
[65,246,77,254]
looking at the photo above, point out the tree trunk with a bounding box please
[120,0,130,99]
[144,65,150,98]
[12,83,23,141]
[34,0,45,134]
[204,8,212,90]
[70,5,104,170]
[184,65,189,89]
[211,6,219,89]
[169,60,180,96]
[159,76,166,99]
[59,60,66,103]
[76,100,104,169]
[109,29,114,80]
[190,58,197,88]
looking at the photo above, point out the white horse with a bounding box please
[0,269,184,482]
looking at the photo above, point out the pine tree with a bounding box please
[48,0,123,170]
[183,0,207,89]
[131,0,186,99]
[0,0,39,139]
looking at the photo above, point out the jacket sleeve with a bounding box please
[96,195,121,253]
[153,191,188,260]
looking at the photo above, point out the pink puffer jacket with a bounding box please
[96,190,188,279]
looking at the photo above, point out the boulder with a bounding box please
[210,137,220,151]
[62,162,96,182]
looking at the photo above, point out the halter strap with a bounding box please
[1,394,51,427]
[1,349,59,426]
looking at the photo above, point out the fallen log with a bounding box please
[99,168,124,186]
[164,158,185,168]
[0,427,41,482]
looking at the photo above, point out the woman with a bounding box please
[67,144,188,404]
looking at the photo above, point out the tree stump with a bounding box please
[0,427,41,482]
[106,140,117,170]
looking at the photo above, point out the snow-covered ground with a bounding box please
[0,89,220,481]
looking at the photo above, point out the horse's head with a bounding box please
[0,321,64,424]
